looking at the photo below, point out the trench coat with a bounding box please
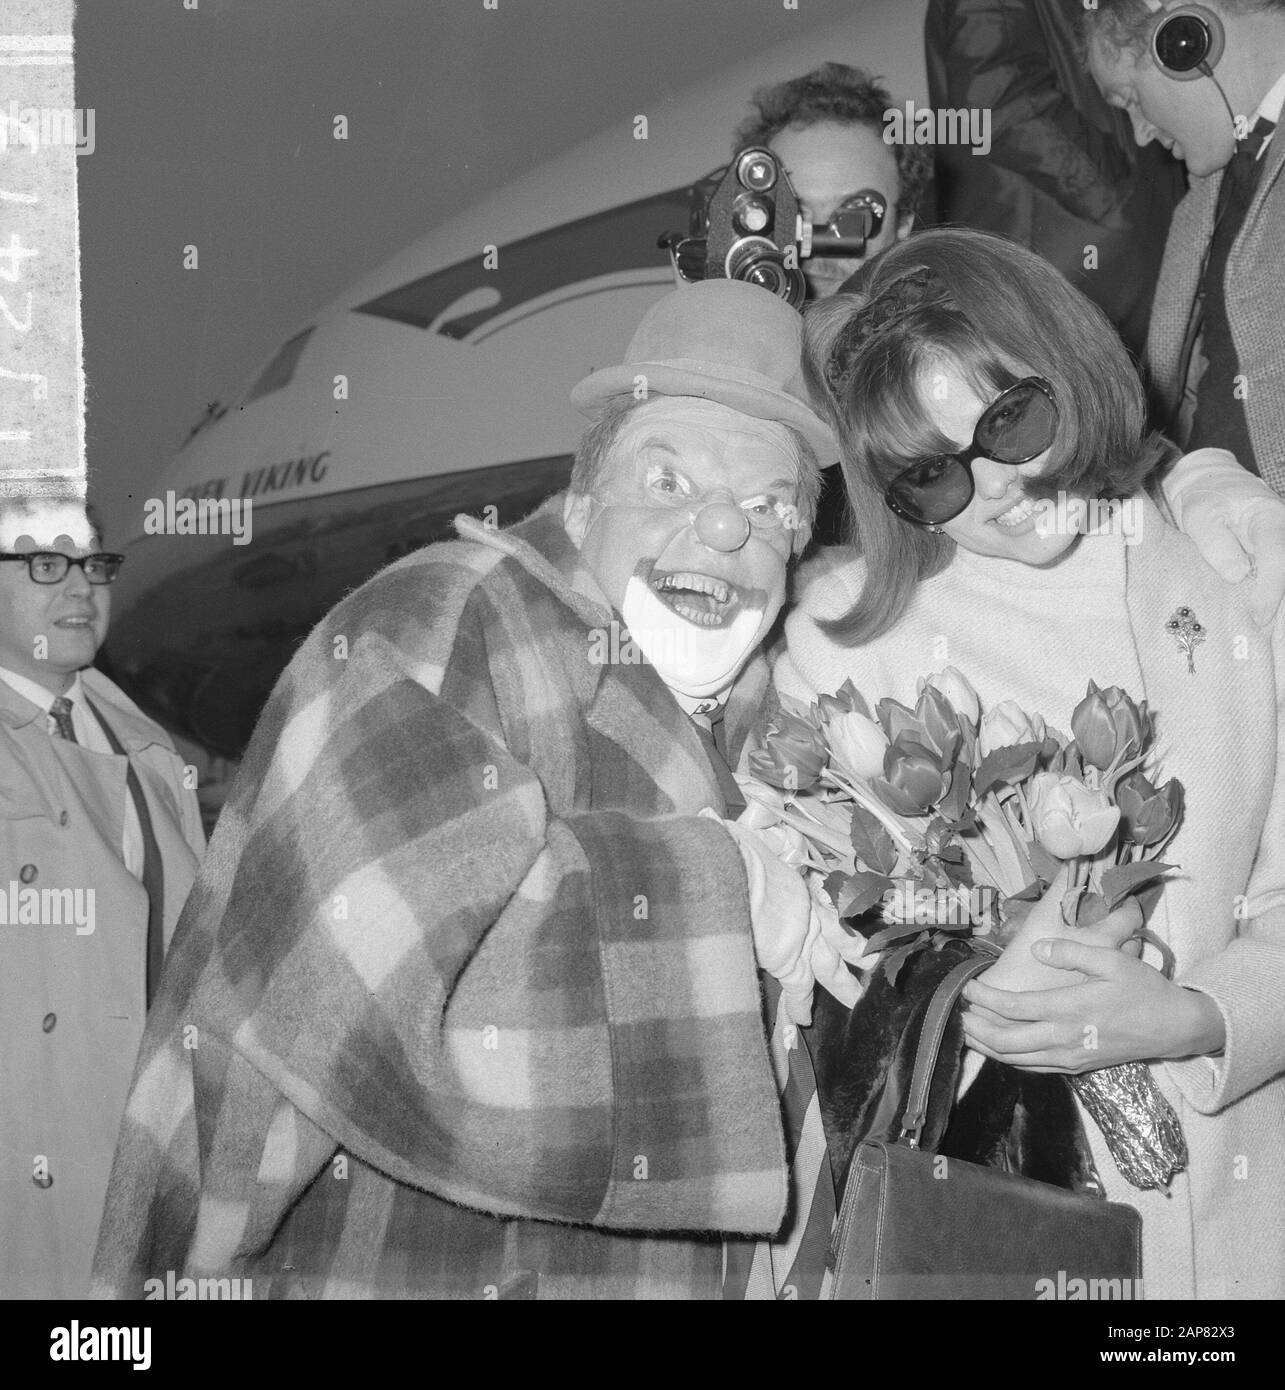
[0,667,205,1299]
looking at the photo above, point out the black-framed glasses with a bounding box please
[883,377,1058,526]
[0,552,125,584]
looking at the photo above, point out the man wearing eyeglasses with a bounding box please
[0,493,205,1301]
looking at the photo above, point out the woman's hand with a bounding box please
[961,882,1227,1072]
[974,866,1141,997]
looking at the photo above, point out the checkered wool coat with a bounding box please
[91,498,791,1299]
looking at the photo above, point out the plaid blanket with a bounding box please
[91,497,792,1299]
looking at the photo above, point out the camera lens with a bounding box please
[732,191,772,235]
[736,148,778,193]
[725,237,806,308]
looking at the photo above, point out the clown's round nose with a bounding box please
[693,501,750,551]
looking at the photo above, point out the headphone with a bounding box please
[1144,1,1226,80]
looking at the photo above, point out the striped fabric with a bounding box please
[91,496,810,1300]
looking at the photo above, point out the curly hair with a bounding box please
[733,63,932,222]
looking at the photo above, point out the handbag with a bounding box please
[829,948,1143,1300]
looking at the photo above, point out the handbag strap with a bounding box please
[899,938,1001,1149]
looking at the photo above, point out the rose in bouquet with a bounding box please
[748,670,1187,1189]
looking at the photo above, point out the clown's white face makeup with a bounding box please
[0,501,107,693]
[565,397,802,698]
[921,363,1079,567]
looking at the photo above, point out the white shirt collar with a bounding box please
[1253,69,1285,139]
[0,665,85,715]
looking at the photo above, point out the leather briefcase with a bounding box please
[829,949,1143,1300]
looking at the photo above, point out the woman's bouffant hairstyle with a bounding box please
[802,227,1167,646]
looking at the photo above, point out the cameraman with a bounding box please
[734,63,933,300]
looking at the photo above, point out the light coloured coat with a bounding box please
[778,497,1285,1299]
[0,668,205,1299]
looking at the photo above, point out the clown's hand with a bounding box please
[1161,446,1285,625]
[705,810,818,1024]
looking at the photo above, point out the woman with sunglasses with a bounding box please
[775,227,1285,1299]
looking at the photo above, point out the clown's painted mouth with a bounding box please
[650,569,739,628]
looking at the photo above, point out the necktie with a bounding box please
[84,699,167,1007]
[1219,116,1276,211]
[692,707,747,817]
[1173,116,1277,434]
[49,695,77,742]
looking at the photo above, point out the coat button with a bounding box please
[19,864,36,884]
[41,1013,56,1033]
[33,1171,52,1189]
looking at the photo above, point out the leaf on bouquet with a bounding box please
[939,860,976,901]
[1099,861,1177,911]
[850,805,899,876]
[1074,890,1111,927]
[864,919,933,953]
[836,871,894,920]
[822,869,848,906]
[879,940,919,988]
[1007,879,1046,903]
[1027,841,1063,882]
[973,739,1057,798]
[937,759,973,822]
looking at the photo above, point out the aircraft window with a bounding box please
[244,326,316,404]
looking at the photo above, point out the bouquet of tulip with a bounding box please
[748,668,1188,1189]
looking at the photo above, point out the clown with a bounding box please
[91,281,859,1302]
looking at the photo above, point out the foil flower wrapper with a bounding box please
[1071,1061,1188,1191]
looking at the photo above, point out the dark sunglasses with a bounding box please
[0,551,125,585]
[883,377,1059,527]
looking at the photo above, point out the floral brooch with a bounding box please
[1165,606,1206,674]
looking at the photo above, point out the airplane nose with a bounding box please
[693,501,750,551]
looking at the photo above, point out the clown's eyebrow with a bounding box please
[637,436,684,458]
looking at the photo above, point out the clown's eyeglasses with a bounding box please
[0,552,125,584]
[883,377,1058,527]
